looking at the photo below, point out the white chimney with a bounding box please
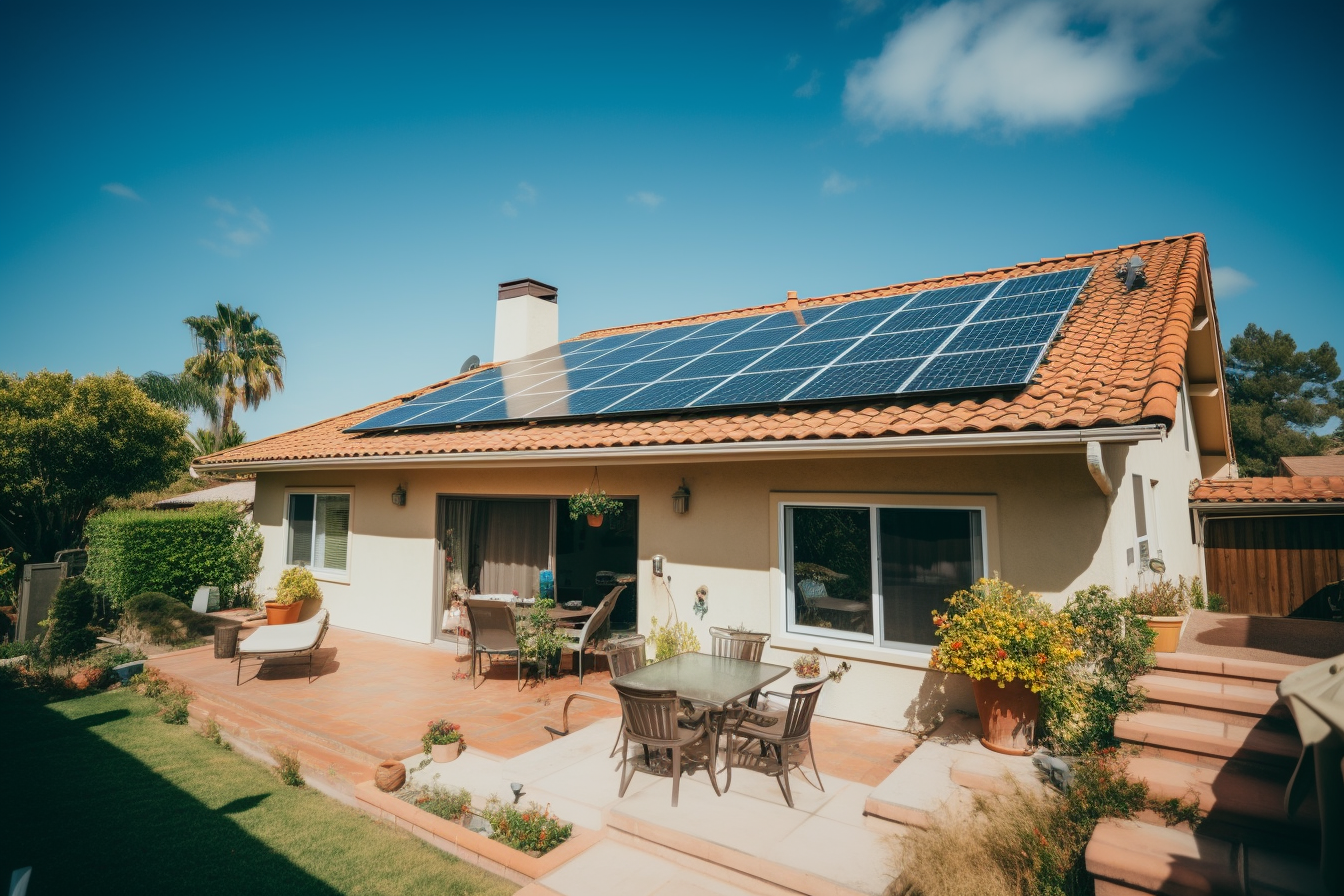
[493,278,559,363]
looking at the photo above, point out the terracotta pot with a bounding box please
[375,760,406,792]
[1141,615,1185,653]
[430,742,459,763]
[586,513,603,528]
[264,600,303,626]
[971,677,1040,755]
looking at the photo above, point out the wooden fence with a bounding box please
[1204,514,1344,616]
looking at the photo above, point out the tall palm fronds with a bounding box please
[183,302,285,437]
[187,421,248,456]
[134,370,220,424]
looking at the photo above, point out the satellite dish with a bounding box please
[459,355,481,374]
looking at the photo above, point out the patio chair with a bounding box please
[723,679,825,808]
[709,626,770,661]
[601,634,648,756]
[562,584,625,683]
[464,598,523,692]
[612,680,720,807]
[236,609,331,686]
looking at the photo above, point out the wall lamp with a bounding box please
[672,480,691,515]
[392,485,407,507]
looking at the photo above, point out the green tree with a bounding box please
[183,303,285,439]
[0,371,192,562]
[1226,324,1342,477]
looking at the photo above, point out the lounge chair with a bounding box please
[464,598,523,691]
[236,609,330,685]
[723,679,825,808]
[562,584,624,683]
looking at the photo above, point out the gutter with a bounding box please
[194,423,1167,474]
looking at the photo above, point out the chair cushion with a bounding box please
[239,610,328,655]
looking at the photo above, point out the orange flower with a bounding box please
[951,640,964,650]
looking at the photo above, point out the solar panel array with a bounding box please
[346,266,1093,432]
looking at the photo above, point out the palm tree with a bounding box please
[187,421,247,456]
[134,370,220,426]
[183,303,285,437]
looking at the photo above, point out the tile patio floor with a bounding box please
[150,625,914,785]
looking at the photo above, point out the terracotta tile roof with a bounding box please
[1278,455,1344,477]
[197,234,1214,467]
[1190,476,1344,504]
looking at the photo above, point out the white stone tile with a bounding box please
[766,814,899,896]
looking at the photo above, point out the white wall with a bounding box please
[251,429,1198,730]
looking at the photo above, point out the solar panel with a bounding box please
[345,266,1093,432]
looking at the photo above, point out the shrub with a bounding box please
[274,567,321,605]
[84,502,262,608]
[1126,577,1190,617]
[1040,585,1155,755]
[0,639,36,660]
[131,668,194,723]
[116,592,220,647]
[648,616,701,661]
[0,547,15,604]
[929,578,1082,693]
[412,784,473,821]
[272,747,305,786]
[892,749,1199,896]
[481,797,572,855]
[517,598,568,678]
[41,577,99,661]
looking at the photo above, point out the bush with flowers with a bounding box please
[929,577,1082,692]
[481,796,572,855]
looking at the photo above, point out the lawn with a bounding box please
[1,685,517,896]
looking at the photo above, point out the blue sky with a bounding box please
[2,1,1341,440]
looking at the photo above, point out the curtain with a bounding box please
[477,501,550,597]
[315,495,350,571]
[443,499,475,597]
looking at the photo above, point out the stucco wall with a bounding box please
[251,429,1199,730]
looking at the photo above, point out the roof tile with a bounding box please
[1190,477,1344,504]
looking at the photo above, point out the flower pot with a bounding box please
[430,742,459,763]
[1140,615,1185,653]
[971,677,1040,756]
[375,760,406,792]
[264,600,303,626]
[586,513,603,528]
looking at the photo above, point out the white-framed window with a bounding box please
[783,502,987,652]
[287,491,351,577]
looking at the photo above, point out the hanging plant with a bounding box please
[568,469,623,526]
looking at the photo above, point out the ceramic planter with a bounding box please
[586,514,603,528]
[1141,615,1185,653]
[264,600,303,626]
[375,760,406,792]
[430,742,460,763]
[971,677,1040,756]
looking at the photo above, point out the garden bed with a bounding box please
[354,779,600,885]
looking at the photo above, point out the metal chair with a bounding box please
[464,598,523,691]
[562,585,625,683]
[724,679,825,808]
[612,681,720,807]
[709,626,771,661]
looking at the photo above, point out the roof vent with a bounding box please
[1119,256,1146,292]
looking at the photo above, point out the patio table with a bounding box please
[616,652,789,709]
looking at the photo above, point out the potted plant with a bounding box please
[517,598,568,679]
[930,578,1082,755]
[1127,578,1190,653]
[567,489,624,528]
[647,616,701,661]
[422,719,465,763]
[267,567,321,626]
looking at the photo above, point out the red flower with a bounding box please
[950,640,964,650]
[995,649,1007,660]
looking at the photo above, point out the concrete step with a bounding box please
[1114,710,1301,772]
[1085,818,1327,896]
[188,695,376,803]
[1134,673,1293,729]
[1151,652,1299,690]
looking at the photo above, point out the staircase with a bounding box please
[1086,652,1327,896]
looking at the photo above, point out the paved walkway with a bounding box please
[150,625,914,784]
[1177,609,1344,666]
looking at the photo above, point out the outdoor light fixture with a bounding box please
[510,782,524,804]
[391,485,407,506]
[672,480,691,515]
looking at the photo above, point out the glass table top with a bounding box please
[615,652,790,708]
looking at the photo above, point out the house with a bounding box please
[193,233,1234,730]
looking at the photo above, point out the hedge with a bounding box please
[84,502,263,608]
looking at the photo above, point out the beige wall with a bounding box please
[251,429,1202,730]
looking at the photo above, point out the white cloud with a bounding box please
[1212,266,1254,298]
[786,52,801,71]
[101,182,142,201]
[794,70,822,98]
[844,0,1221,134]
[821,171,857,196]
[502,181,537,217]
[628,191,665,209]
[843,0,884,16]
[200,197,269,255]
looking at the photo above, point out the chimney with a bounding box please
[493,278,559,363]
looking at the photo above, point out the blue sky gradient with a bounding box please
[3,1,1341,439]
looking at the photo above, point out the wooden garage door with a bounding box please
[1204,515,1344,616]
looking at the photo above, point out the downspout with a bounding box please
[1085,441,1112,496]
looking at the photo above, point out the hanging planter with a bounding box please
[568,469,624,528]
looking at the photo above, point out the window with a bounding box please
[785,503,985,651]
[288,492,350,575]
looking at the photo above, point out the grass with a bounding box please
[2,685,517,896]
